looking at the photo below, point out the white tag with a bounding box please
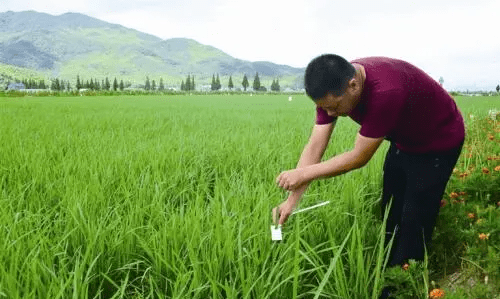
[271,225,282,241]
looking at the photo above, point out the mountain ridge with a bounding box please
[0,10,305,88]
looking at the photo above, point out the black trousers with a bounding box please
[381,141,463,267]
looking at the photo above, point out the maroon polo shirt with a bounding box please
[316,57,465,154]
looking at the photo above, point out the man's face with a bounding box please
[315,91,353,117]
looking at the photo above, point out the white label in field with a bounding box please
[271,225,282,241]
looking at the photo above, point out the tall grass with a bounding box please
[2,95,487,298]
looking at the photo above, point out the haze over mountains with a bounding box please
[0,10,304,88]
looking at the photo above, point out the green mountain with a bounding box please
[0,10,304,89]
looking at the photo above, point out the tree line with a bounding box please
[184,72,280,92]
[10,73,282,92]
[76,75,128,91]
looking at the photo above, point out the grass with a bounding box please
[0,94,498,298]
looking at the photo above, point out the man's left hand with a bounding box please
[276,169,308,191]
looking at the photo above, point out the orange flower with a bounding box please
[479,233,490,240]
[482,167,490,174]
[458,191,467,196]
[467,213,475,219]
[495,165,500,172]
[449,192,459,198]
[440,200,447,207]
[459,172,469,178]
[488,134,494,141]
[402,263,409,271]
[429,288,445,298]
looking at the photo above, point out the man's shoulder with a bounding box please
[351,57,414,71]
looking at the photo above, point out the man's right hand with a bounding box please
[272,199,297,226]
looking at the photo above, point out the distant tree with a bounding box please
[186,75,191,91]
[496,84,499,93]
[242,74,249,91]
[145,77,151,90]
[439,76,444,86]
[159,78,165,91]
[253,72,260,91]
[191,75,195,91]
[271,78,280,92]
[95,79,101,90]
[181,80,185,91]
[152,80,156,91]
[228,76,234,90]
[113,78,118,91]
[216,74,221,90]
[90,78,95,90]
[105,77,111,90]
[76,75,82,90]
[211,74,217,91]
[119,80,124,91]
[67,82,71,91]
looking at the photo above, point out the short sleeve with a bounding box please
[315,106,337,125]
[359,90,406,138]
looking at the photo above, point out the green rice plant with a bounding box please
[0,95,498,298]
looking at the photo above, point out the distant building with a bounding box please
[7,83,26,90]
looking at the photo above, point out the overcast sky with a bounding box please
[2,0,499,90]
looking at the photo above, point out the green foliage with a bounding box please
[382,260,430,299]
[253,72,261,91]
[105,77,111,91]
[0,95,498,298]
[159,78,165,91]
[228,76,234,90]
[186,74,191,91]
[271,78,280,92]
[181,74,195,91]
[242,74,249,91]
[211,73,221,91]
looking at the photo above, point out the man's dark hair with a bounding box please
[304,54,356,100]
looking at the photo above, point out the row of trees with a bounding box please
[50,79,71,91]
[21,78,48,89]
[209,73,280,92]
[180,75,195,91]
[14,73,282,92]
[76,76,127,91]
[145,77,174,91]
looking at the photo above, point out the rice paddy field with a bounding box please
[0,94,499,298]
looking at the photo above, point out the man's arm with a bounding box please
[302,133,384,182]
[288,122,335,201]
[274,122,335,224]
[276,133,384,191]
